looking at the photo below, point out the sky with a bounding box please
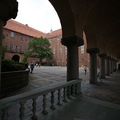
[15,0,61,33]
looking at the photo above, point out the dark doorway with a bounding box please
[12,55,20,62]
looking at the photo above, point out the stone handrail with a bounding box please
[0,79,82,120]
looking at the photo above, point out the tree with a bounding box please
[23,37,53,63]
[1,34,6,59]
[2,46,7,59]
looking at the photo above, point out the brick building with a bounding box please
[2,19,90,67]
[46,30,90,67]
[3,20,45,63]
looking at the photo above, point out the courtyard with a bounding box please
[12,66,120,104]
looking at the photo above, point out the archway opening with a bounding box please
[12,55,20,62]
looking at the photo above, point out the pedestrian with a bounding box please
[30,62,35,73]
[84,65,87,75]
[97,72,102,83]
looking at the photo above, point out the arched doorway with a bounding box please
[12,55,20,62]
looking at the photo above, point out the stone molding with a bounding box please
[98,53,106,57]
[61,35,84,46]
[105,56,111,59]
[86,48,100,54]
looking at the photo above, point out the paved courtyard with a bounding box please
[12,66,120,104]
[2,66,120,120]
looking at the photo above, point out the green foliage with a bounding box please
[23,36,53,63]
[22,51,32,63]
[1,46,7,59]
[1,59,26,72]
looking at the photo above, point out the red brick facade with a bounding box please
[2,20,90,67]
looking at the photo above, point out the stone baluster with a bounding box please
[1,108,8,120]
[31,97,38,120]
[57,89,62,106]
[75,79,82,95]
[63,87,67,102]
[0,110,2,119]
[67,85,72,99]
[72,83,76,96]
[19,101,26,120]
[50,91,55,110]
[42,94,47,114]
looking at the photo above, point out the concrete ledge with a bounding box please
[1,70,29,97]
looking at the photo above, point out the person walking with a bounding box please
[84,65,87,75]
[30,62,35,73]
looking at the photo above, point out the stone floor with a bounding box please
[43,96,120,120]
[2,66,120,120]
[12,66,120,104]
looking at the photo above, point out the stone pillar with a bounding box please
[99,53,106,79]
[0,20,4,95]
[86,48,100,84]
[61,35,84,81]
[112,58,115,72]
[114,60,118,71]
[109,57,112,74]
[105,56,110,75]
[0,0,18,96]
[111,58,113,72]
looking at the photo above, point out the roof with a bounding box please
[4,19,46,38]
[46,29,62,39]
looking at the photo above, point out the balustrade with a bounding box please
[0,79,82,120]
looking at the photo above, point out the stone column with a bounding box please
[109,57,112,74]
[0,0,18,96]
[86,48,100,84]
[61,35,84,81]
[105,56,110,75]
[99,53,106,79]
[114,60,118,71]
[0,20,4,95]
[112,58,115,72]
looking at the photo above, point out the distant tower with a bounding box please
[50,28,53,34]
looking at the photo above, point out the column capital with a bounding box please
[98,53,106,57]
[61,35,84,46]
[105,56,111,59]
[86,48,100,54]
[0,0,18,24]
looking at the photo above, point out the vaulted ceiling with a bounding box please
[49,0,120,60]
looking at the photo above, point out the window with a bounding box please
[15,46,18,52]
[60,47,62,55]
[20,35,24,40]
[11,32,14,38]
[10,43,14,51]
[81,45,84,54]
[53,48,55,55]
[65,47,67,55]
[20,46,23,52]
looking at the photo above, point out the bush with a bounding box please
[1,59,26,72]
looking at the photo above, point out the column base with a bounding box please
[90,80,97,84]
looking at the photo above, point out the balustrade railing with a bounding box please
[0,79,82,120]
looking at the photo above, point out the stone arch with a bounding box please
[12,55,20,62]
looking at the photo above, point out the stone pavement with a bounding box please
[12,66,120,104]
[43,96,120,120]
[3,66,120,120]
